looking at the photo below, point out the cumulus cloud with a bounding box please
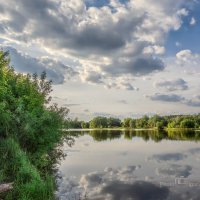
[4,47,77,84]
[184,95,200,107]
[176,8,189,16]
[100,180,169,200]
[185,100,200,107]
[56,165,171,200]
[0,0,187,51]
[147,92,200,107]
[0,0,192,85]
[103,56,165,77]
[80,70,104,84]
[176,49,193,61]
[143,45,165,55]
[176,50,200,74]
[155,78,188,91]
[147,93,185,102]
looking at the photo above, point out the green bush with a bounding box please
[0,50,68,199]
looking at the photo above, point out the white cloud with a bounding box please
[177,8,189,16]
[4,46,78,84]
[56,165,171,200]
[175,41,181,47]
[176,50,200,73]
[80,70,104,84]
[0,0,191,84]
[143,45,165,55]
[190,17,196,25]
[176,49,193,61]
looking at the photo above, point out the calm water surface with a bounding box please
[57,130,200,200]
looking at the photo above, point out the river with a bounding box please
[56,129,200,200]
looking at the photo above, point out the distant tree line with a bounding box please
[64,114,200,129]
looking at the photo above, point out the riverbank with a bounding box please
[64,128,200,131]
[0,50,67,200]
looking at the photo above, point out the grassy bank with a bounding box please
[0,50,67,199]
[0,138,55,200]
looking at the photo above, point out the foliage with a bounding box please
[180,119,195,128]
[64,118,82,129]
[81,121,90,129]
[88,117,121,128]
[123,118,132,128]
[0,50,68,199]
[0,138,54,200]
[66,114,200,130]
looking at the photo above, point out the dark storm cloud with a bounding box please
[155,78,188,91]
[5,47,77,84]
[103,56,165,76]
[147,93,185,102]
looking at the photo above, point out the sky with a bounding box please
[1,0,200,120]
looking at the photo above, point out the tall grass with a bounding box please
[0,138,55,200]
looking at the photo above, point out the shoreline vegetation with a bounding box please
[1,49,200,199]
[0,50,68,200]
[64,114,200,130]
[64,128,200,131]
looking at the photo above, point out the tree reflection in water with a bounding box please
[64,129,200,143]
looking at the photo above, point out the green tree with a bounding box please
[89,116,108,128]
[81,121,89,128]
[180,119,195,128]
[0,50,68,199]
[107,117,121,128]
[129,119,136,128]
[123,118,132,128]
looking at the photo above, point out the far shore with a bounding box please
[63,128,200,131]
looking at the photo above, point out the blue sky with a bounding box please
[0,0,200,120]
[166,2,200,55]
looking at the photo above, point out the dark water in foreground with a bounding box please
[56,130,200,200]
